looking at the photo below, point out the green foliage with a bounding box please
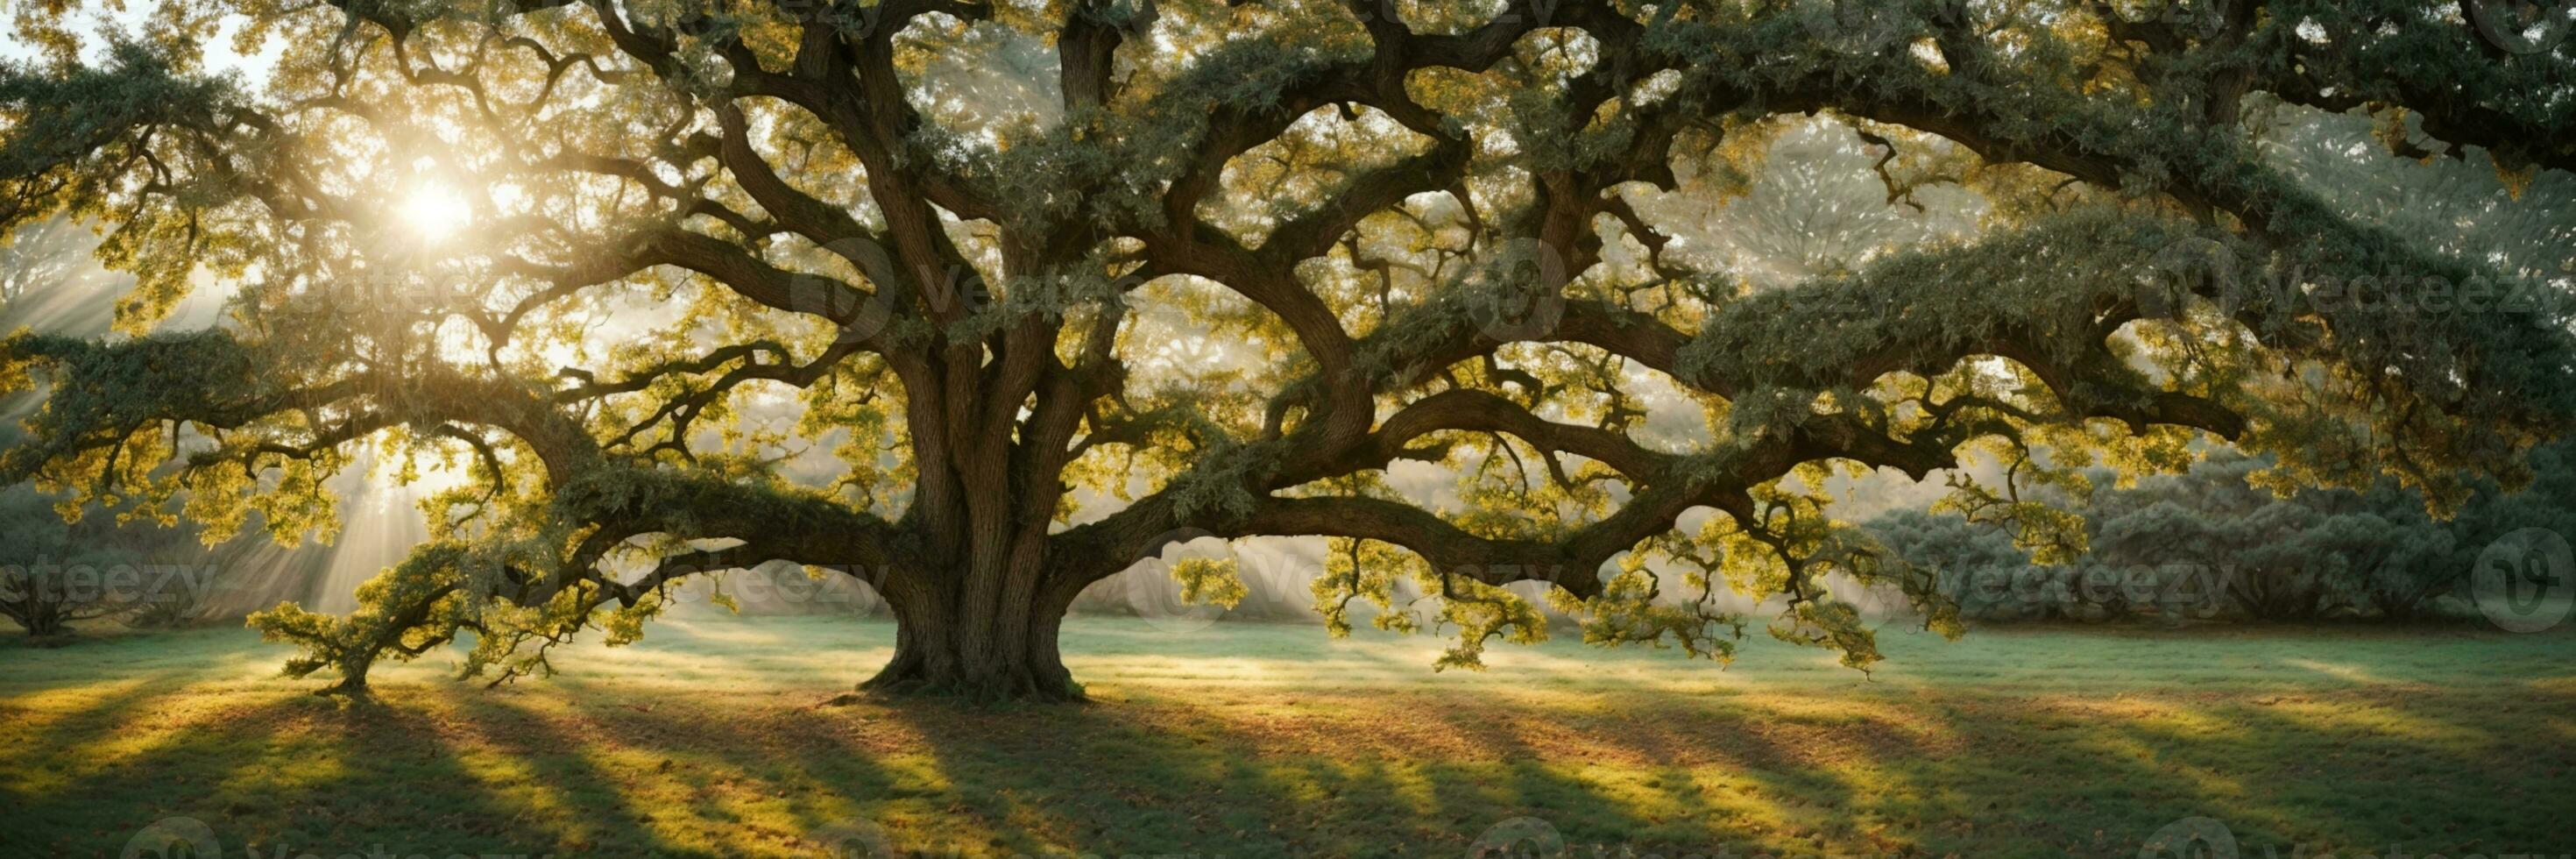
[1,0,2571,695]
[1866,443,2576,624]
[1169,556,1247,610]
[248,540,473,685]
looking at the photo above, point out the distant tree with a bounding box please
[2396,440,2576,619]
[0,487,124,637]
[2089,451,2536,621]
[0,485,204,637]
[1885,443,2576,625]
[2298,479,2467,621]
[1861,508,2042,621]
[0,1,2571,699]
[2084,454,2326,620]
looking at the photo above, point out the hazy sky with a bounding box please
[1,2,278,82]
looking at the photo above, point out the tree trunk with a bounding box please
[322,655,376,697]
[20,609,68,639]
[7,595,72,639]
[860,576,1085,702]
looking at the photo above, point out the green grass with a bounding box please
[3,615,2572,857]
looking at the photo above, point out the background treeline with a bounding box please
[15,439,2564,635]
[0,218,327,640]
[1862,445,2576,625]
[0,421,306,638]
[11,437,2566,635]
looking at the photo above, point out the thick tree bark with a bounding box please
[851,321,1101,702]
[860,567,1086,702]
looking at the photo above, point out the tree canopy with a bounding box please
[1,0,2572,699]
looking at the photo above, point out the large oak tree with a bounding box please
[1,0,2571,699]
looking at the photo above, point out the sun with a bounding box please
[399,183,474,241]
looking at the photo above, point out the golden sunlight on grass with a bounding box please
[4,617,2572,857]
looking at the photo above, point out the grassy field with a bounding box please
[3,615,2572,858]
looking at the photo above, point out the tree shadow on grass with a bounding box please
[7,642,2573,858]
[2,688,593,855]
